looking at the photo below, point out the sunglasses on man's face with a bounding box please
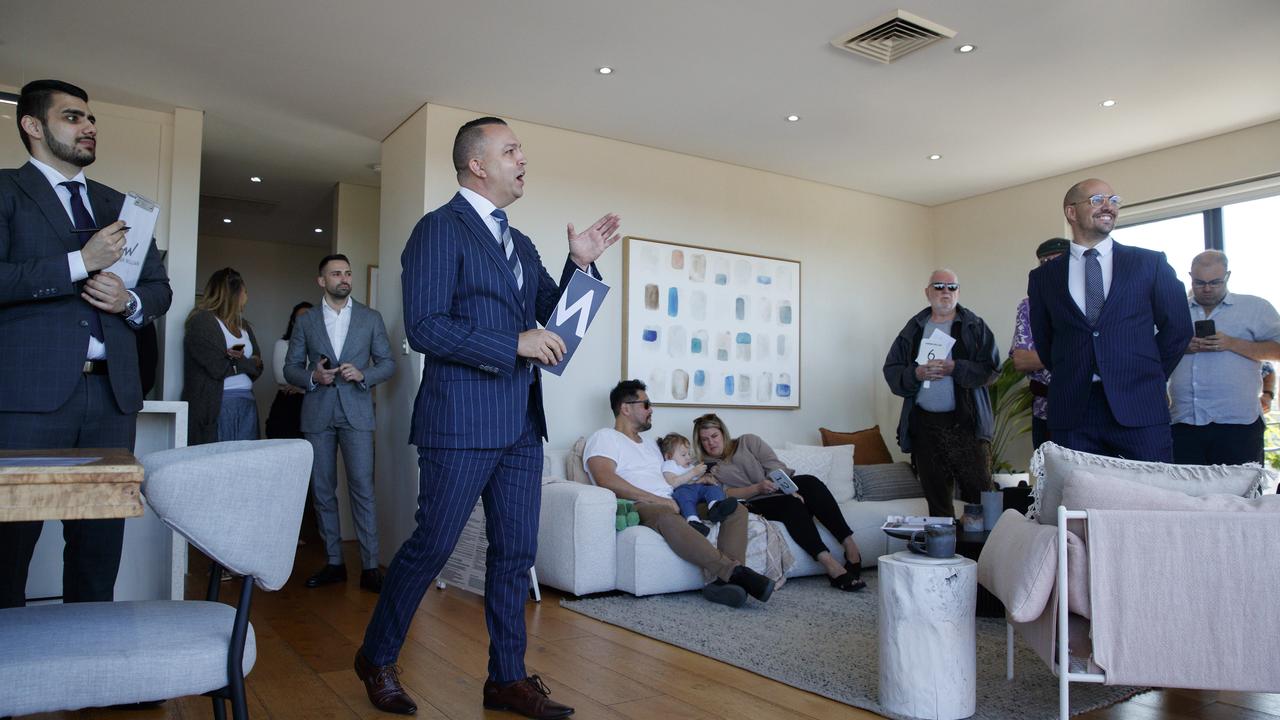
[623,399,652,409]
[930,283,959,292]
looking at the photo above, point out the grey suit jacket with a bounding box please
[283,300,394,433]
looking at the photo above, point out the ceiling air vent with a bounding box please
[830,10,956,64]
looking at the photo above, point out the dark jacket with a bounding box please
[883,304,1000,453]
[182,309,262,445]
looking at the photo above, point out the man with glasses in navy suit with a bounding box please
[1028,178,1191,461]
[354,116,619,719]
[0,79,172,608]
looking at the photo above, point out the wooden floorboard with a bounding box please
[21,540,1280,719]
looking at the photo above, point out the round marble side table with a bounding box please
[878,550,977,720]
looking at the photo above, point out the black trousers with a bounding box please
[909,407,992,518]
[1171,419,1265,466]
[0,374,136,608]
[744,474,854,560]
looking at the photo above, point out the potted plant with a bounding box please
[989,357,1033,482]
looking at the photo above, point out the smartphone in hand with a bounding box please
[1194,319,1216,338]
[230,343,246,352]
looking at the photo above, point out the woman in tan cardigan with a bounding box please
[693,413,865,591]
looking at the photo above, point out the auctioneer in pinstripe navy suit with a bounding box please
[1027,178,1191,462]
[357,117,619,717]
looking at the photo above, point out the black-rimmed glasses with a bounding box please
[623,400,652,409]
[1191,278,1227,289]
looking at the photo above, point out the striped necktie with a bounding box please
[490,208,524,290]
[1084,248,1104,325]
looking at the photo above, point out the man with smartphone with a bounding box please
[1168,251,1280,464]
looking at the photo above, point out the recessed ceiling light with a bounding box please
[928,154,942,161]
[0,98,15,106]
[249,176,262,183]
[314,228,323,233]
[597,67,613,75]
[1100,99,1117,108]
[956,44,976,53]
[222,218,232,223]
[786,115,800,122]
[368,163,381,173]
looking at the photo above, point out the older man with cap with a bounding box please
[1010,238,1069,449]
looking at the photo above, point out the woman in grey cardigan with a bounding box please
[694,413,865,591]
[182,267,262,445]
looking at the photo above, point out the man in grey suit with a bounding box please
[285,254,395,592]
[0,79,172,608]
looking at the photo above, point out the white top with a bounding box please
[1067,236,1114,315]
[584,429,671,498]
[217,318,254,392]
[272,338,289,386]
[321,295,353,361]
[660,459,691,477]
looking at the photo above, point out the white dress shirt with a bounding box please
[28,156,143,359]
[1067,236,1114,315]
[322,295,353,362]
[458,186,504,243]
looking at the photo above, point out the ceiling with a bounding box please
[2,1,1278,246]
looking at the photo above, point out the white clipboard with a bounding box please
[102,193,159,288]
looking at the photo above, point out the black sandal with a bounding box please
[828,570,866,592]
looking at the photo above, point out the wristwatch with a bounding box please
[121,294,139,318]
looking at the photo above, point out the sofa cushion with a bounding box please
[1062,468,1280,515]
[566,436,592,485]
[782,442,854,503]
[852,462,923,502]
[819,426,893,465]
[774,446,834,494]
[978,510,1088,622]
[1031,442,1268,525]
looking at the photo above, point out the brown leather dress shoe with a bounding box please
[354,650,417,715]
[482,675,573,719]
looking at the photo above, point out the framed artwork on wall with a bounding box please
[623,236,800,409]
[367,265,379,310]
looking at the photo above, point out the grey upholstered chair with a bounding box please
[0,439,312,719]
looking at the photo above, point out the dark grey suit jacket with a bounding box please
[283,300,394,433]
[0,162,172,415]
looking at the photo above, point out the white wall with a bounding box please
[195,235,323,424]
[335,182,381,306]
[934,119,1280,469]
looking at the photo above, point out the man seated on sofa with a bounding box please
[584,379,775,608]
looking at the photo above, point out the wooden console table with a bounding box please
[0,449,144,522]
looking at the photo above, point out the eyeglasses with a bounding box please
[1191,278,1227,289]
[1070,194,1123,208]
[930,283,959,292]
[623,399,652,409]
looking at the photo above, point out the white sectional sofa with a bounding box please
[534,440,961,596]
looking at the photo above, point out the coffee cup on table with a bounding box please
[907,523,957,558]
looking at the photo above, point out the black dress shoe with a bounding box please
[483,675,574,719]
[360,568,383,593]
[305,564,347,588]
[728,565,775,603]
[701,579,747,608]
[354,650,417,715]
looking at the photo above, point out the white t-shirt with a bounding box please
[661,459,692,477]
[217,318,254,392]
[583,429,670,498]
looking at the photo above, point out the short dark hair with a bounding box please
[609,379,647,417]
[282,301,314,340]
[17,79,90,153]
[452,116,507,175]
[318,254,350,275]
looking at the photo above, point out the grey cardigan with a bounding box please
[182,309,262,445]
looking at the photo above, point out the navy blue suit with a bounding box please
[1027,241,1191,460]
[0,162,172,607]
[362,192,596,682]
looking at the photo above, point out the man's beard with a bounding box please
[637,419,653,432]
[329,285,351,299]
[45,127,95,168]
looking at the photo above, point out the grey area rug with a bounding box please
[562,574,1146,720]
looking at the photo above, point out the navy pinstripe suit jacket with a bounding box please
[1027,242,1191,429]
[0,162,172,415]
[401,192,596,449]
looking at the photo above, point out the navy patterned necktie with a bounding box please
[1084,248,1104,325]
[61,180,104,341]
[490,208,524,290]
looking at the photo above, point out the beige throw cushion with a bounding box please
[566,436,592,485]
[1033,442,1268,525]
[781,442,855,503]
[979,509,1090,622]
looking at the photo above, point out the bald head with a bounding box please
[1063,178,1119,246]
[1192,250,1228,271]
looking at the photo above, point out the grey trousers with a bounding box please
[305,401,379,569]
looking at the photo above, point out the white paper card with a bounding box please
[103,193,159,288]
[914,328,955,388]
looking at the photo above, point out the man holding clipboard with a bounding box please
[0,80,172,608]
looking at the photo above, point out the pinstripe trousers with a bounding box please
[361,415,542,682]
[1053,382,1173,462]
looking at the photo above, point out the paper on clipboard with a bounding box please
[915,327,955,388]
[102,193,159,288]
